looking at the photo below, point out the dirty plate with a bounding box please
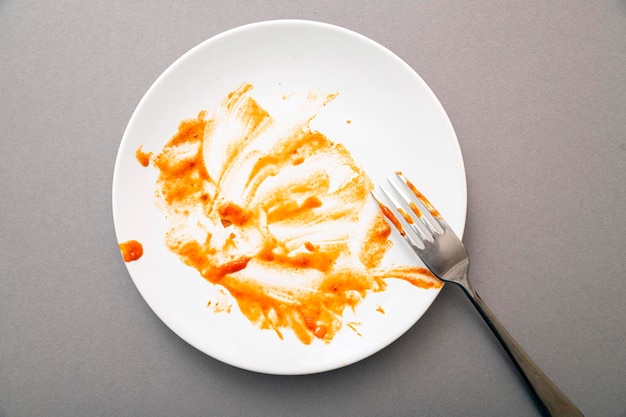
[112,20,466,375]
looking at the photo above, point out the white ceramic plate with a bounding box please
[112,20,466,375]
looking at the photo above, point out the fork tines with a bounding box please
[372,172,445,250]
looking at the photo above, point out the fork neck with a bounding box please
[446,258,473,295]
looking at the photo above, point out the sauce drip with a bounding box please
[135,146,152,167]
[152,83,441,344]
[119,240,143,262]
[398,171,440,217]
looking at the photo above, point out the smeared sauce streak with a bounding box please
[153,83,441,344]
[398,207,414,224]
[409,201,421,218]
[119,240,143,262]
[372,193,405,237]
[397,171,440,218]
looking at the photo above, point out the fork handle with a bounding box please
[462,287,584,417]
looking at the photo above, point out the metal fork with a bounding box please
[374,172,584,417]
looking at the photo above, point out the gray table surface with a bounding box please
[2,1,625,416]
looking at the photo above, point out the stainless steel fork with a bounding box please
[374,172,584,417]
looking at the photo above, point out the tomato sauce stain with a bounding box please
[119,240,143,262]
[152,83,441,344]
[135,146,152,167]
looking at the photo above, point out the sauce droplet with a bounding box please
[119,240,143,262]
[135,146,152,167]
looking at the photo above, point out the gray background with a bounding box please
[1,1,625,416]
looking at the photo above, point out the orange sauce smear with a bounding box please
[398,207,414,224]
[409,201,422,217]
[119,240,143,262]
[135,146,152,167]
[397,171,440,217]
[372,194,405,237]
[152,83,441,344]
